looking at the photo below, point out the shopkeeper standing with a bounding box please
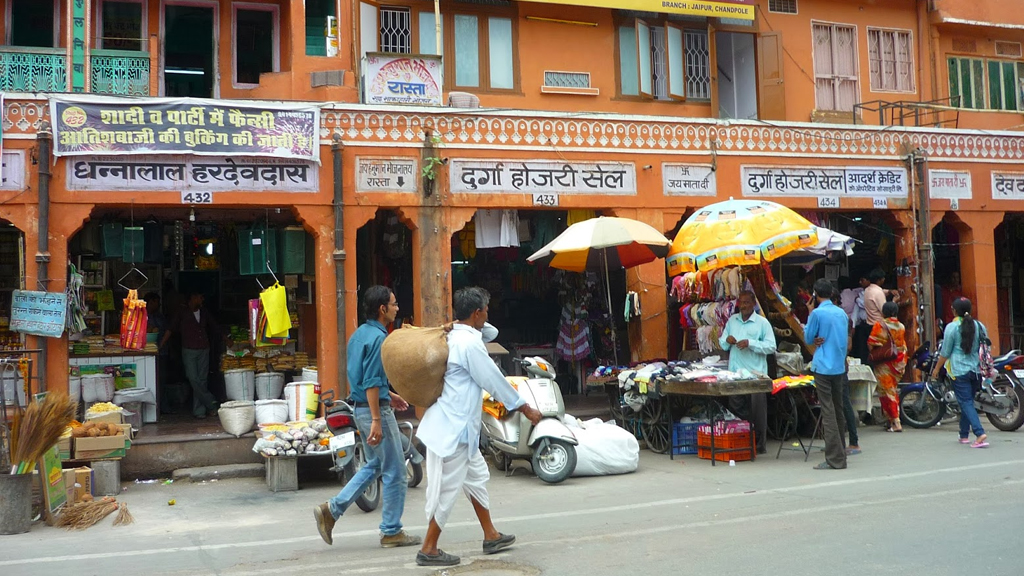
[159,290,228,419]
[719,291,776,455]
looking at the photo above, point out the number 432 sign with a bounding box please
[181,191,214,204]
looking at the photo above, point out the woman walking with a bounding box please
[868,302,907,432]
[931,297,989,448]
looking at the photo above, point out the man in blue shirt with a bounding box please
[804,279,849,470]
[719,291,776,454]
[314,286,421,549]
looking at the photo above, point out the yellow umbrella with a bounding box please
[667,199,818,277]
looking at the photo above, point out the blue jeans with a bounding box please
[328,406,407,536]
[952,373,985,439]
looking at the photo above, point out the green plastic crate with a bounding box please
[278,227,307,274]
[122,227,145,263]
[101,223,123,259]
[238,226,278,275]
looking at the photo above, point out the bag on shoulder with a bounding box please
[868,321,898,364]
[381,324,453,408]
[978,324,998,380]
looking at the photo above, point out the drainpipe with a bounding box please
[332,134,348,395]
[36,129,52,392]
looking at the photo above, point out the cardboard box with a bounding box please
[62,469,77,505]
[117,423,134,440]
[57,436,72,460]
[73,466,93,501]
[75,434,127,460]
[86,411,124,425]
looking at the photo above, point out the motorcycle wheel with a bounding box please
[900,387,945,428]
[345,444,382,512]
[986,379,1024,432]
[532,439,577,484]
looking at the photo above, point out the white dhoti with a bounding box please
[424,445,490,528]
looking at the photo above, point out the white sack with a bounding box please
[562,415,639,477]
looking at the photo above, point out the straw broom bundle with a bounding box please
[10,392,77,474]
[113,502,135,526]
[55,498,119,530]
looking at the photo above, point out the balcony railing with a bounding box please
[0,47,150,96]
[0,47,67,92]
[90,49,150,96]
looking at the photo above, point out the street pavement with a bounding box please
[2,422,1023,576]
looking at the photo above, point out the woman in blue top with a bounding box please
[930,297,989,448]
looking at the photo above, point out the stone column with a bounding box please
[955,211,1004,344]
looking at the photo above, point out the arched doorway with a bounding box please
[355,209,415,326]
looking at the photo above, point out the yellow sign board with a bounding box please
[517,0,755,20]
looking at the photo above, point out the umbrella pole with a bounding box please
[603,249,619,366]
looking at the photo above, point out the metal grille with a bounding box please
[379,6,411,54]
[684,30,710,99]
[996,41,1023,58]
[650,26,668,100]
[768,0,797,14]
[952,38,977,53]
[90,51,150,96]
[0,49,67,92]
[543,71,591,88]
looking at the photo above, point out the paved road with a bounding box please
[3,423,1023,576]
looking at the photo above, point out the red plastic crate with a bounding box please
[697,425,755,462]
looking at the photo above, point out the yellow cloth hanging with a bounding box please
[259,282,292,335]
[566,210,597,226]
[459,220,476,259]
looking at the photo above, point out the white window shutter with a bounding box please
[360,2,379,60]
[636,19,652,98]
[666,23,686,100]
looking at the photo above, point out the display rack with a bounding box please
[77,256,110,336]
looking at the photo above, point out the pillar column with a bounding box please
[294,205,338,395]
[956,211,1004,344]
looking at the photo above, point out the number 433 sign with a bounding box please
[181,191,214,204]
[532,193,559,207]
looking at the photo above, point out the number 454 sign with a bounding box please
[181,191,213,204]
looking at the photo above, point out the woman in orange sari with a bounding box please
[868,302,908,432]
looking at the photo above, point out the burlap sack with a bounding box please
[381,324,452,408]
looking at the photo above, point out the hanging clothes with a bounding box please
[475,209,520,248]
[566,209,597,226]
[624,291,641,322]
[556,304,591,361]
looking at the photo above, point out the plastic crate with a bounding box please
[697,421,755,462]
[238,226,278,275]
[671,422,703,455]
[277,226,307,274]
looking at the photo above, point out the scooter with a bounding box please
[320,390,425,513]
[480,357,579,484]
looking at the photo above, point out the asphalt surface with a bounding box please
[2,422,1023,576]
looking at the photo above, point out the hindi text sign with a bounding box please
[451,159,637,195]
[355,157,418,192]
[928,169,972,199]
[992,171,1024,200]
[50,97,319,161]
[663,164,717,196]
[68,156,318,192]
[364,54,443,106]
[11,290,68,338]
[741,166,908,198]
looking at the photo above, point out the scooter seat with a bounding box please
[992,350,1021,365]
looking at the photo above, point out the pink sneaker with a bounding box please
[958,438,971,444]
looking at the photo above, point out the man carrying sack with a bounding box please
[313,286,420,549]
[413,287,543,567]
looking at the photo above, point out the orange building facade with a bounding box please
[2,0,1024,397]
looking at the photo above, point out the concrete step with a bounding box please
[172,463,266,482]
[124,433,262,480]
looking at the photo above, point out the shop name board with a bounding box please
[68,156,318,192]
[363,54,443,106]
[992,171,1024,200]
[450,160,637,195]
[663,164,716,196]
[10,290,67,338]
[50,97,320,161]
[356,157,418,192]
[741,166,908,198]
[514,0,754,20]
[929,169,972,199]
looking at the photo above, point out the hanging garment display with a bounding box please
[624,291,641,322]
[475,209,520,248]
[556,304,592,361]
[120,290,148,350]
[566,209,597,226]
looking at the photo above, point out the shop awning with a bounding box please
[517,0,755,20]
[781,228,858,266]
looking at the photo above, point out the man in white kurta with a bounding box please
[414,287,542,567]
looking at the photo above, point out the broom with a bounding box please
[10,392,77,474]
[55,498,119,530]
[113,502,135,526]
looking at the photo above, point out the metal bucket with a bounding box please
[0,473,32,535]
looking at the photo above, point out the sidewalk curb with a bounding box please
[172,463,265,482]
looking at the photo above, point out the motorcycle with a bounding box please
[480,356,579,484]
[320,390,425,513]
[900,345,1024,431]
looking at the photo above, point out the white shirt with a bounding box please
[193,310,201,323]
[416,323,526,458]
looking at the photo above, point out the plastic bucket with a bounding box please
[81,374,115,403]
[284,382,319,421]
[255,372,285,400]
[0,473,32,535]
[254,399,288,425]
[224,369,255,402]
[68,376,82,403]
[301,367,318,383]
[218,400,256,437]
